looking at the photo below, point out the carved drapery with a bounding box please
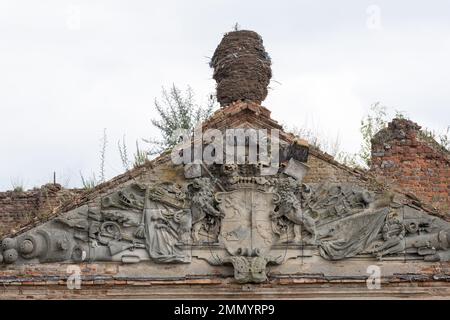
[2,164,450,283]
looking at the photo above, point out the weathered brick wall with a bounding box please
[0,184,80,237]
[0,155,184,240]
[301,147,390,197]
[304,150,369,187]
[370,118,450,213]
[1,261,450,299]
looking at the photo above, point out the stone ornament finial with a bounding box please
[210,30,272,106]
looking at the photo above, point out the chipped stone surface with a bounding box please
[284,158,310,181]
[184,163,202,178]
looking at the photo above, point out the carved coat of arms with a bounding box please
[215,188,281,283]
[216,189,278,256]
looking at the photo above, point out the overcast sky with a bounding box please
[1,0,449,191]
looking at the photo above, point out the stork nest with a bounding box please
[210,30,272,106]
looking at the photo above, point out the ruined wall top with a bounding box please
[371,117,450,214]
[210,30,272,106]
[372,118,449,160]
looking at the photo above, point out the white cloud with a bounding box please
[1,0,449,190]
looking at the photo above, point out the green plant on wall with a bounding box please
[359,102,388,167]
[287,101,448,170]
[80,128,107,190]
[10,177,24,193]
[145,84,216,155]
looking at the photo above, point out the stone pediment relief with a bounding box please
[1,159,450,284]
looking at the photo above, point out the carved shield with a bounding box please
[216,189,278,256]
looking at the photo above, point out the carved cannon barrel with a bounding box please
[1,237,17,251]
[1,238,18,264]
